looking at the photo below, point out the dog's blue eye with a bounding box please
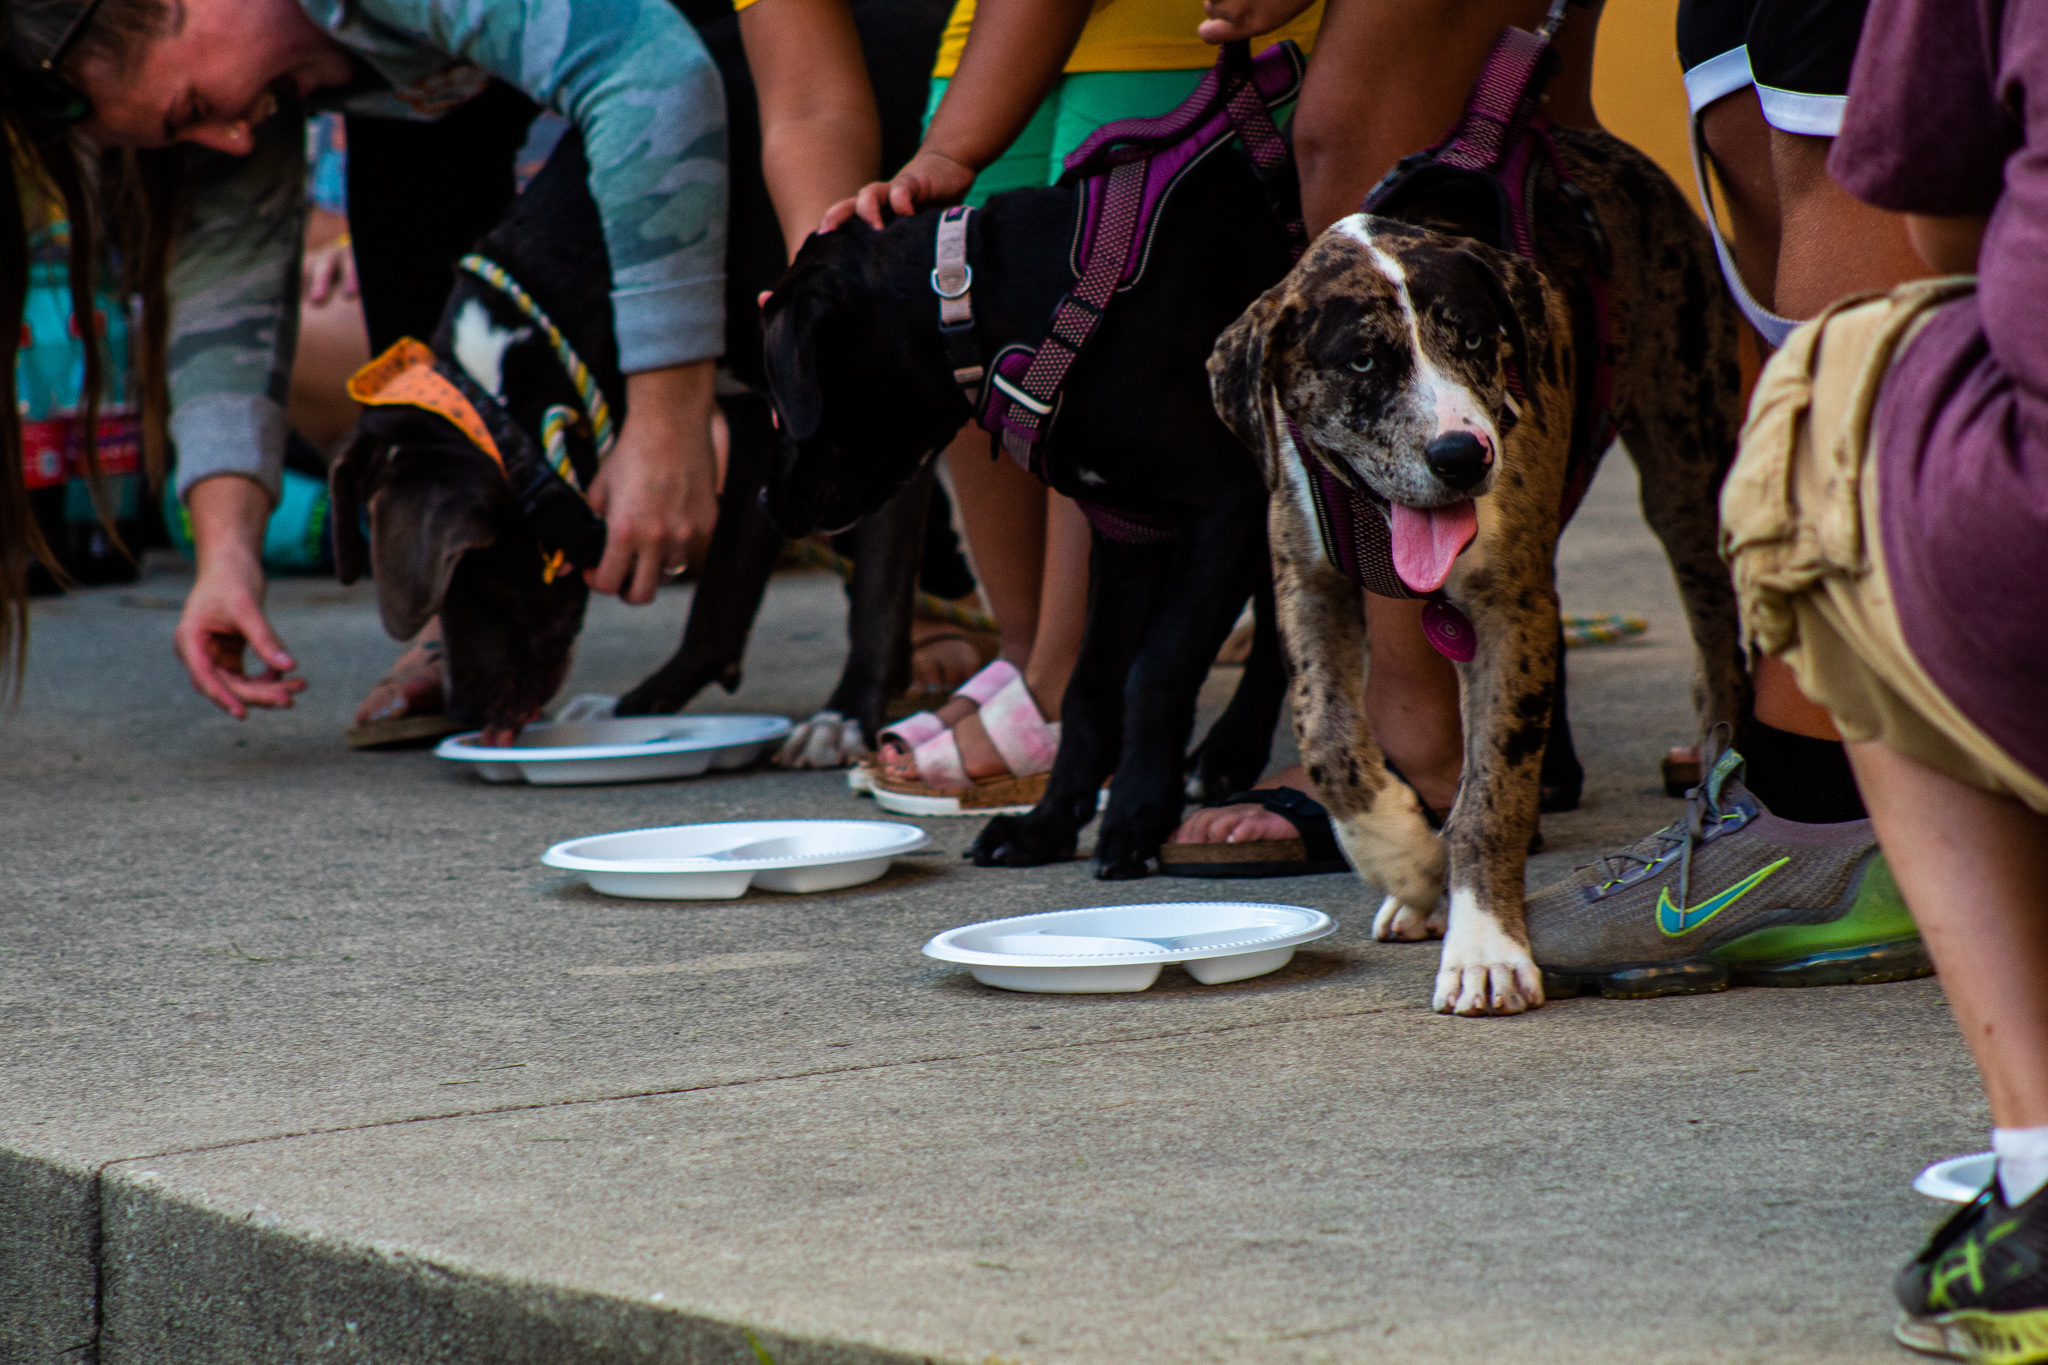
[1464,334,1484,350]
[1349,356,1374,373]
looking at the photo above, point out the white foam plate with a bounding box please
[437,715,794,786]
[542,819,931,899]
[1914,1152,1996,1203]
[924,902,1334,993]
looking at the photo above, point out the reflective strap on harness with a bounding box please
[931,205,984,401]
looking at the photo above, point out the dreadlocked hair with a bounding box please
[1,0,181,701]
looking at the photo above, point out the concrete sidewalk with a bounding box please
[0,460,1982,1364]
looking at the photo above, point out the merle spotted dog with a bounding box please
[760,125,1296,879]
[1209,102,1749,1013]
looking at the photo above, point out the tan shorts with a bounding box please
[1720,276,2048,815]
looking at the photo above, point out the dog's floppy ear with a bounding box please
[761,272,842,443]
[366,445,501,641]
[1209,287,1292,480]
[1457,244,1536,407]
[329,429,377,585]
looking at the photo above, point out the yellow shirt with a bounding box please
[931,0,1322,78]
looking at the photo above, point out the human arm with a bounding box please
[172,475,306,717]
[1195,0,1315,45]
[739,0,882,258]
[354,0,729,582]
[585,362,720,604]
[163,116,307,713]
[821,0,1093,230]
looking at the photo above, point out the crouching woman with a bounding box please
[1718,0,2048,1355]
[0,0,727,716]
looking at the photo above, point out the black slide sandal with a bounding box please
[1157,788,1350,878]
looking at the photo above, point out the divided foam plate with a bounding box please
[542,819,931,899]
[1913,1152,1995,1203]
[436,715,793,786]
[923,902,1334,993]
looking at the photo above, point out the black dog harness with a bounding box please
[931,39,1307,545]
[1283,3,1616,657]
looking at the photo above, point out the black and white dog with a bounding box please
[1209,123,1749,1015]
[761,131,1295,878]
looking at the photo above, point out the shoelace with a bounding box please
[1591,722,1736,907]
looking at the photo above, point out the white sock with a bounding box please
[1993,1124,2048,1206]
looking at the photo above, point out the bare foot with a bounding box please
[354,621,446,727]
[1167,764,1312,844]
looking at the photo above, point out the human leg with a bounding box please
[1864,740,2048,1364]
[1850,741,2048,1130]
[345,81,539,352]
[1767,129,1924,318]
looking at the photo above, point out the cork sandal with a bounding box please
[869,660,1060,817]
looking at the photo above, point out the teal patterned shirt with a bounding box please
[170,0,727,502]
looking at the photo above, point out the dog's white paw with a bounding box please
[774,711,870,769]
[1372,894,1446,942]
[552,693,618,722]
[1431,889,1545,1017]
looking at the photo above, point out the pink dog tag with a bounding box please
[1421,600,1477,662]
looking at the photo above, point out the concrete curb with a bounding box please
[5,1145,943,1365]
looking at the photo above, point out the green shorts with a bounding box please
[924,68,1208,207]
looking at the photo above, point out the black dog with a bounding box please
[330,131,612,743]
[761,134,1296,878]
[617,0,956,755]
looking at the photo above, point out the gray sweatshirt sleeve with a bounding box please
[353,0,728,371]
[166,117,304,505]
[163,0,727,503]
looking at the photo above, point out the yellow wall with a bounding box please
[1590,0,1699,214]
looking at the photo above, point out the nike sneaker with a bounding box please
[1895,1175,2048,1363]
[1526,743,1928,999]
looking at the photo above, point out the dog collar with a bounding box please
[931,206,984,405]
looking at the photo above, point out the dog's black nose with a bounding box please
[1424,432,1491,490]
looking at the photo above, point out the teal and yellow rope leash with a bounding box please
[458,253,617,469]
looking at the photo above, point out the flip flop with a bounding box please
[345,713,463,749]
[1157,787,1350,878]
[346,636,457,749]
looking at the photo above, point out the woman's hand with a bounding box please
[584,361,720,605]
[820,149,979,233]
[174,476,306,718]
[1196,0,1315,44]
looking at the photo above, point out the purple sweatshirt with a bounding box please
[1829,0,2048,784]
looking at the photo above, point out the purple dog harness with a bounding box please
[1289,1,1616,660]
[931,40,1308,546]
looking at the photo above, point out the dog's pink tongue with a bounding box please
[1390,500,1478,594]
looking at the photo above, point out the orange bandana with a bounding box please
[347,338,504,472]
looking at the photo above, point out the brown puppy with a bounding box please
[1209,126,1749,1016]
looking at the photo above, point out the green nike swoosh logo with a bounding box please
[1656,857,1792,936]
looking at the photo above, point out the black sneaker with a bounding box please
[1895,1175,2048,1362]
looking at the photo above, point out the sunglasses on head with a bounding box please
[8,0,110,125]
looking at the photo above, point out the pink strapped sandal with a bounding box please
[868,660,1060,816]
